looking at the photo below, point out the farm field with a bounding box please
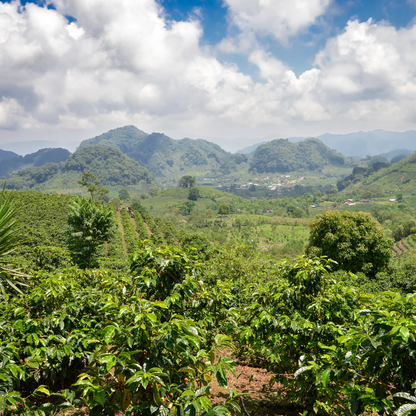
[1,187,416,415]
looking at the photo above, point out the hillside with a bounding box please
[249,138,347,174]
[0,147,70,177]
[0,149,19,161]
[343,151,416,195]
[4,145,154,195]
[78,125,248,182]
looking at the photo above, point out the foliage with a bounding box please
[34,245,72,271]
[306,210,393,276]
[66,197,115,268]
[250,138,346,174]
[119,189,130,201]
[78,126,236,182]
[6,145,154,192]
[179,175,196,188]
[78,170,109,200]
[218,203,230,215]
[188,187,200,201]
[0,185,28,297]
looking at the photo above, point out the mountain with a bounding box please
[236,141,268,154]
[0,149,19,161]
[5,145,154,193]
[249,138,348,174]
[380,149,414,160]
[0,148,71,177]
[0,140,79,155]
[317,130,416,157]
[230,130,416,159]
[78,126,248,181]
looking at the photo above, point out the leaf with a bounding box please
[100,354,117,372]
[196,396,212,411]
[102,325,116,345]
[396,403,416,416]
[33,385,50,396]
[146,313,157,323]
[153,384,163,406]
[320,368,331,388]
[94,389,106,407]
[400,326,410,343]
[294,365,314,378]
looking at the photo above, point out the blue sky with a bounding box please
[1,0,416,147]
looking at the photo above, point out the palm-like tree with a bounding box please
[0,184,28,297]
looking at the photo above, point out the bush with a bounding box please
[306,210,393,276]
[35,246,72,271]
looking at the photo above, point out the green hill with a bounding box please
[78,125,248,182]
[249,138,348,173]
[342,152,416,196]
[4,145,154,195]
[0,148,70,177]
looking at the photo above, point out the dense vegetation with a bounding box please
[78,126,247,182]
[1,183,416,415]
[249,138,348,174]
[5,145,154,195]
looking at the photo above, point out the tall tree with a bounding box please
[66,197,115,268]
[77,170,108,200]
[119,189,130,201]
[178,175,196,188]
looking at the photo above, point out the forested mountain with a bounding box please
[5,145,154,193]
[78,125,248,179]
[0,147,70,177]
[0,149,19,161]
[249,138,348,173]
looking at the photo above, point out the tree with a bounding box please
[149,187,159,197]
[0,184,28,296]
[66,197,115,268]
[306,210,393,276]
[131,198,148,214]
[119,189,130,201]
[77,171,108,200]
[218,203,230,215]
[178,175,196,188]
[188,187,200,201]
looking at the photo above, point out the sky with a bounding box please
[1,0,416,148]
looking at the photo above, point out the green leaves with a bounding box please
[66,197,115,268]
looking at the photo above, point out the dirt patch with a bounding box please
[398,240,408,253]
[116,210,128,257]
[130,217,140,238]
[209,362,304,416]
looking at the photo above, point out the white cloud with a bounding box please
[223,0,332,43]
[1,1,416,141]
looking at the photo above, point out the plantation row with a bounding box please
[1,244,416,415]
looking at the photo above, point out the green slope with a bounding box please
[5,145,154,195]
[249,138,348,173]
[344,152,416,195]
